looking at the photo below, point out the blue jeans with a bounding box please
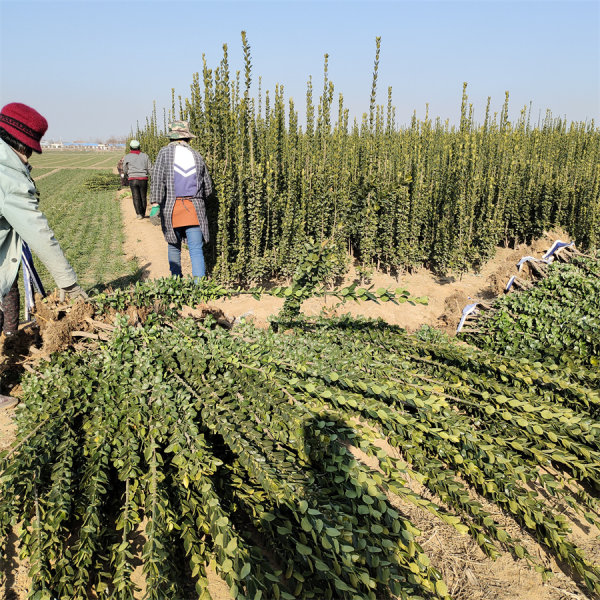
[167,226,205,279]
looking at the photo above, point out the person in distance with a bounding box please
[117,154,128,189]
[150,120,213,279]
[122,139,152,219]
[0,102,88,364]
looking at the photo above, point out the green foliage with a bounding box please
[93,275,234,313]
[277,236,347,319]
[91,247,427,325]
[84,172,121,190]
[1,265,599,597]
[460,256,600,390]
[133,34,599,281]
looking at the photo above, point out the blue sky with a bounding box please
[1,0,598,141]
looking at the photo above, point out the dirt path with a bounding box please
[33,168,61,181]
[120,187,176,279]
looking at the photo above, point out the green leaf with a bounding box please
[435,579,449,596]
[240,562,252,579]
[222,558,233,573]
[296,543,312,556]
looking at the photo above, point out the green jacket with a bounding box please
[0,138,76,297]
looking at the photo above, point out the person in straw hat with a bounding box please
[150,120,213,279]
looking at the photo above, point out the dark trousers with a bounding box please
[129,179,148,217]
[0,276,20,335]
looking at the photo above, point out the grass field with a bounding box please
[30,167,61,178]
[22,156,140,295]
[32,149,123,170]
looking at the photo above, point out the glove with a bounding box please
[59,284,89,302]
[149,204,161,226]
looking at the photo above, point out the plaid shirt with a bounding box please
[151,141,213,244]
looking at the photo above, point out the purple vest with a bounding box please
[173,145,198,197]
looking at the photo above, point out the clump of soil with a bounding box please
[439,290,470,330]
[487,261,521,295]
[0,328,40,395]
[179,303,233,328]
[124,303,153,326]
[34,292,96,354]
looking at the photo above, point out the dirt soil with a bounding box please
[0,187,592,600]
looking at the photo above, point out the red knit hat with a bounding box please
[0,103,48,153]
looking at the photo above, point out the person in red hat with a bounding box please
[0,102,88,373]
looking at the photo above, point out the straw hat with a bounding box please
[168,120,196,140]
